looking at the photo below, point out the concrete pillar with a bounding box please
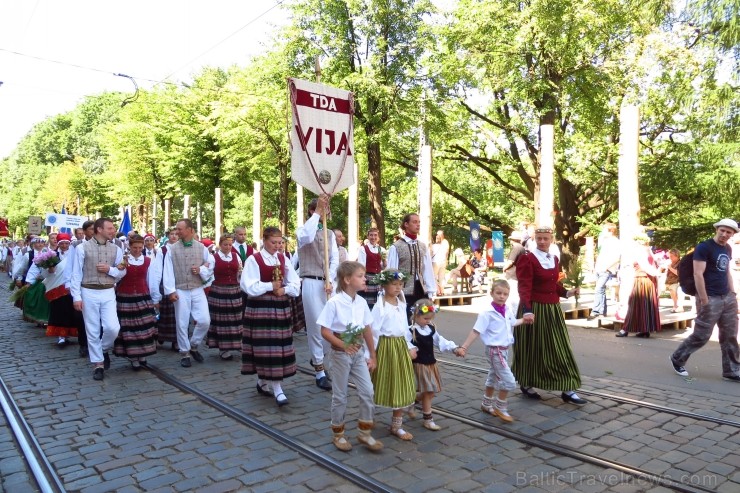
[418,144,433,246]
[151,196,157,237]
[347,164,359,260]
[183,195,190,219]
[215,188,223,241]
[538,124,554,228]
[253,181,262,247]
[196,202,202,239]
[618,104,640,241]
[164,199,171,231]
[296,185,304,229]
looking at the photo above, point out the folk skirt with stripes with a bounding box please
[157,284,177,343]
[46,293,81,338]
[289,295,306,333]
[372,336,416,408]
[413,362,443,393]
[623,276,661,334]
[114,293,158,358]
[512,302,581,391]
[206,283,243,351]
[241,293,296,381]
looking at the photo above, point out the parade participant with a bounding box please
[297,194,338,391]
[318,261,382,452]
[459,280,524,423]
[241,227,300,406]
[21,237,52,324]
[69,222,93,357]
[143,234,159,259]
[387,213,436,320]
[206,234,244,361]
[162,219,214,368]
[157,228,179,350]
[356,227,385,310]
[74,228,85,241]
[408,299,463,431]
[48,233,58,252]
[70,218,126,381]
[333,229,348,263]
[589,223,621,320]
[670,219,740,382]
[502,231,525,310]
[42,233,83,348]
[370,269,416,441]
[616,233,661,338]
[512,226,586,404]
[232,226,254,265]
[113,235,160,370]
[431,230,450,296]
[72,220,94,248]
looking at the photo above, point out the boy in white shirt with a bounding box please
[459,279,525,423]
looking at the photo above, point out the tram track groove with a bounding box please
[0,375,66,493]
[295,365,718,493]
[439,358,740,428]
[145,363,397,493]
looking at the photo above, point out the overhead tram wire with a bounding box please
[157,0,287,84]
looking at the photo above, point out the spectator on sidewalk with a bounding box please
[589,223,621,320]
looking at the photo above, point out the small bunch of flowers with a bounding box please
[340,323,366,346]
[563,255,585,305]
[369,270,409,285]
[32,250,60,270]
[417,304,439,315]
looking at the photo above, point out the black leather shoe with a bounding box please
[561,392,588,404]
[180,357,192,368]
[275,392,289,407]
[520,386,541,400]
[93,368,104,381]
[190,349,204,363]
[635,332,650,338]
[103,352,111,370]
[256,383,273,397]
[615,330,628,337]
[316,376,332,391]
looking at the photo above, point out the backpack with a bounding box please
[678,241,708,296]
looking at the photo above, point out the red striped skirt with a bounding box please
[241,293,296,380]
[206,283,244,351]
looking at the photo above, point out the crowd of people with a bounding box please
[2,205,738,453]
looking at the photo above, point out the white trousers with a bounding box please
[81,287,120,365]
[173,287,210,353]
[301,278,330,367]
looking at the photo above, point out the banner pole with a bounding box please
[323,196,330,292]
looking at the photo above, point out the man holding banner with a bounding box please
[289,77,355,390]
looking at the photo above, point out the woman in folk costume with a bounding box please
[43,233,84,347]
[206,234,244,360]
[357,227,386,310]
[240,227,300,407]
[143,233,159,260]
[113,234,161,370]
[11,237,32,309]
[615,232,661,338]
[156,228,179,350]
[22,237,53,324]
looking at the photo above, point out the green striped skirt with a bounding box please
[512,302,581,391]
[372,336,416,409]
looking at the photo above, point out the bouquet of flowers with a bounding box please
[563,255,585,306]
[32,250,60,270]
[340,323,366,347]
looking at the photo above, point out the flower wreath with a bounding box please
[369,270,409,285]
[416,304,439,315]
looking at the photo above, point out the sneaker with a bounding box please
[722,375,740,382]
[670,356,689,377]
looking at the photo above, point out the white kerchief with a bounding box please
[532,248,555,269]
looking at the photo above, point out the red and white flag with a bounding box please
[289,78,355,196]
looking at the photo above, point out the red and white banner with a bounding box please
[289,78,355,196]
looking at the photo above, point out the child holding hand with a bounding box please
[459,280,524,423]
[371,269,417,440]
[408,299,464,431]
[318,261,383,453]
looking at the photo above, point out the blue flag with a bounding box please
[491,231,504,263]
[469,220,481,251]
[118,208,132,235]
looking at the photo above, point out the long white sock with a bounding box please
[272,382,284,396]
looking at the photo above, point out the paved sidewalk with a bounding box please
[0,286,738,492]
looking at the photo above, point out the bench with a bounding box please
[434,292,485,307]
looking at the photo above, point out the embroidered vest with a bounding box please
[169,241,206,290]
[213,254,240,286]
[253,252,286,282]
[393,239,428,295]
[81,240,119,287]
[298,229,335,277]
[410,324,436,364]
[117,257,150,295]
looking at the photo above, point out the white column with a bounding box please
[196,202,202,239]
[296,185,304,229]
[347,164,359,260]
[183,195,191,220]
[253,181,262,246]
[618,104,641,241]
[164,199,171,231]
[151,196,157,237]
[418,144,433,246]
[538,124,554,228]
[215,188,223,241]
